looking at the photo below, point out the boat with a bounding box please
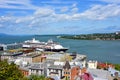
[22,38,45,48]
[22,38,68,52]
[44,44,68,52]
[44,40,68,52]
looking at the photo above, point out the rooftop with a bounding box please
[87,69,111,79]
[19,52,41,58]
[63,61,71,69]
[0,52,23,56]
[48,65,63,69]
[19,66,30,71]
[29,63,44,70]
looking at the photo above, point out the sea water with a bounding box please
[0,35,120,64]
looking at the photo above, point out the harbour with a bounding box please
[0,35,120,64]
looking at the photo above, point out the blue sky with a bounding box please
[0,0,120,35]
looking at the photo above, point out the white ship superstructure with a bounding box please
[22,38,68,52]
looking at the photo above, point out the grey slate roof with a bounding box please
[48,65,63,70]
[29,63,44,70]
[63,61,71,69]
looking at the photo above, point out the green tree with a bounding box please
[65,76,69,80]
[114,64,120,71]
[0,60,23,80]
[28,75,55,80]
[28,75,47,80]
[21,77,29,80]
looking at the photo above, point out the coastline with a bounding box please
[58,32,120,40]
[0,35,120,64]
[59,37,120,41]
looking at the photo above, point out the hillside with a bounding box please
[60,32,120,40]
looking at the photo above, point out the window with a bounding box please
[68,76,70,79]
[67,72,70,74]
[76,68,79,70]
[76,73,78,75]
[56,70,58,72]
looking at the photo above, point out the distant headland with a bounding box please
[59,31,120,40]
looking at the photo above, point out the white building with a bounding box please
[73,54,87,67]
[0,52,23,60]
[47,65,63,79]
[46,53,64,61]
[87,60,97,69]
[115,31,120,35]
[29,63,44,75]
[17,52,42,64]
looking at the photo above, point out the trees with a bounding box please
[0,60,23,80]
[0,60,55,80]
[114,64,120,71]
[29,75,46,80]
[28,75,53,80]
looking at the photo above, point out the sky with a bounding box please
[0,0,120,35]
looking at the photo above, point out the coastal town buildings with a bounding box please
[47,65,63,79]
[0,38,120,80]
[46,53,64,61]
[19,67,29,76]
[0,52,23,60]
[29,63,45,75]
[87,60,97,69]
[87,68,112,80]
[1,50,120,80]
[63,61,71,79]
[73,54,87,67]
[17,52,45,64]
[71,66,80,80]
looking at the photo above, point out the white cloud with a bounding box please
[15,8,55,24]
[15,8,56,27]
[100,0,120,4]
[34,8,55,17]
[0,16,15,22]
[0,0,38,10]
[15,16,34,23]
[60,7,69,12]
[70,3,78,14]
[71,7,78,13]
[40,0,75,4]
[0,0,29,5]
[72,3,77,8]
[55,14,71,21]
[1,3,120,30]
[77,4,120,20]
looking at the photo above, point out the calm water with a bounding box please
[0,35,120,64]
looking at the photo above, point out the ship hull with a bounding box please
[44,48,68,52]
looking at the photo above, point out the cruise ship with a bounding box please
[22,38,68,52]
